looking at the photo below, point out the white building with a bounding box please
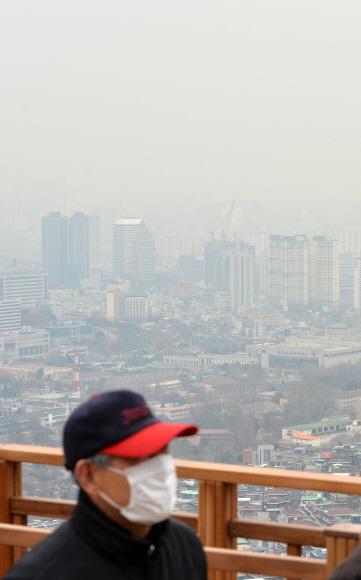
[311,236,339,309]
[107,283,149,321]
[261,340,361,371]
[0,300,21,333]
[113,218,154,285]
[0,269,48,308]
[163,352,258,370]
[257,444,274,465]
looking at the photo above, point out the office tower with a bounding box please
[270,235,339,308]
[0,300,21,332]
[354,259,361,310]
[230,245,255,312]
[204,241,234,289]
[88,214,100,265]
[42,212,68,288]
[339,253,356,298]
[0,269,48,307]
[113,219,154,285]
[68,213,89,288]
[311,237,339,308]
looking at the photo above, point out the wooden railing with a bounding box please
[1,445,361,579]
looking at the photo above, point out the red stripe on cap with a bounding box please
[100,422,198,458]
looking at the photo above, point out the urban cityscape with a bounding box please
[1,203,361,572]
[2,2,361,579]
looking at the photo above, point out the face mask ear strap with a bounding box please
[106,466,127,476]
[99,491,124,512]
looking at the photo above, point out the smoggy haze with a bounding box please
[1,1,361,223]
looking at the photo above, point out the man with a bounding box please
[328,545,361,580]
[4,390,207,579]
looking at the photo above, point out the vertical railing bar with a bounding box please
[287,543,302,580]
[0,460,13,576]
[12,461,26,563]
[205,482,216,580]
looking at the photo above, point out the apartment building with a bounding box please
[230,245,255,312]
[269,235,339,308]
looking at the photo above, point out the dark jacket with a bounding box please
[3,490,207,580]
[328,543,361,580]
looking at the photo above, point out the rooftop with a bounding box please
[291,434,319,441]
[114,218,144,225]
[288,418,352,430]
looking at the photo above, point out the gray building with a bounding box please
[42,212,68,288]
[88,214,100,265]
[69,213,89,288]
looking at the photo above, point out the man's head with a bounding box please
[62,390,198,535]
[63,390,198,470]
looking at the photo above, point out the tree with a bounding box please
[36,367,44,380]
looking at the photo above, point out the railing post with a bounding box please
[0,460,13,577]
[11,461,27,563]
[198,479,237,580]
[287,543,302,580]
[324,524,361,577]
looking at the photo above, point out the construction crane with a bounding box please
[209,201,236,286]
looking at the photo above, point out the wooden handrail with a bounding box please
[1,444,361,580]
[205,547,327,579]
[229,518,326,547]
[0,524,50,548]
[11,497,75,519]
[0,444,360,494]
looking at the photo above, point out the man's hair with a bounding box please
[71,453,112,485]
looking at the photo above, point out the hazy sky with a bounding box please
[1,1,361,221]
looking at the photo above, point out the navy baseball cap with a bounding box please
[63,390,198,470]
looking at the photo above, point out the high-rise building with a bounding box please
[0,269,48,307]
[113,219,154,285]
[204,241,233,288]
[354,258,361,310]
[270,235,339,308]
[107,282,148,321]
[311,237,339,308]
[42,212,68,288]
[230,245,255,312]
[0,300,21,332]
[69,213,89,288]
[88,214,100,265]
[339,253,356,298]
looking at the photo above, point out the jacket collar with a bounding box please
[71,489,168,566]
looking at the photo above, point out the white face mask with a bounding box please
[99,453,177,526]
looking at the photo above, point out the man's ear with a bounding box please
[75,460,102,497]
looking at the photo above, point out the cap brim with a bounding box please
[100,422,198,458]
